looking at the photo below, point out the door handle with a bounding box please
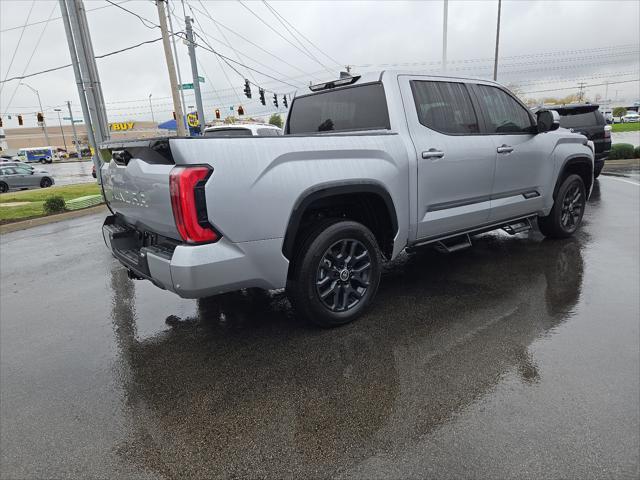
[422,149,445,159]
[497,144,514,154]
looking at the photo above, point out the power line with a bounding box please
[237,0,333,74]
[104,0,158,29]
[0,37,164,84]
[186,1,321,81]
[521,79,639,95]
[0,0,36,96]
[2,2,58,117]
[259,0,334,74]
[0,0,132,33]
[262,0,343,69]
[195,0,257,84]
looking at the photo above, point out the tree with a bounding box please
[613,107,627,117]
[268,114,283,128]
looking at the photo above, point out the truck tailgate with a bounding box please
[101,143,179,240]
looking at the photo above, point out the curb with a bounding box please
[0,204,108,235]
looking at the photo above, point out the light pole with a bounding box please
[493,0,502,81]
[148,93,155,123]
[19,82,51,146]
[54,108,68,151]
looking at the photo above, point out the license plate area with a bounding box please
[103,215,157,277]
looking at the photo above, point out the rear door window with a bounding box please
[474,84,534,133]
[411,81,480,134]
[287,83,390,134]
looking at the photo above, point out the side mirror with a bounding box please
[537,109,560,133]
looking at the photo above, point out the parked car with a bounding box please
[0,154,20,162]
[621,112,640,123]
[0,164,54,193]
[533,103,610,178]
[0,161,47,173]
[203,123,283,137]
[100,71,594,327]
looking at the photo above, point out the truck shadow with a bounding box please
[109,230,585,478]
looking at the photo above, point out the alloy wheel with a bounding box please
[316,238,372,312]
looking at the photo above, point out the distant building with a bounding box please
[3,120,168,151]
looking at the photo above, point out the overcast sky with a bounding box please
[1,0,638,127]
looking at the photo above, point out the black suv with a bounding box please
[533,104,611,178]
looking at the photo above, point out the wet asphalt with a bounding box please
[1,175,639,479]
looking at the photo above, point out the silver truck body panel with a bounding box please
[100,71,593,299]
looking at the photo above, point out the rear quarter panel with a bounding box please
[169,134,410,252]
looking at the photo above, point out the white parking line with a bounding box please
[600,175,640,187]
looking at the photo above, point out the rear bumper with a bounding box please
[102,217,289,298]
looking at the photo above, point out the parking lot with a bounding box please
[1,173,638,479]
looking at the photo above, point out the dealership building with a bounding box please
[1,120,165,152]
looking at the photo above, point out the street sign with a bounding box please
[197,76,205,83]
[179,83,194,90]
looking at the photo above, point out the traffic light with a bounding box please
[0,117,3,128]
[37,112,44,123]
[283,95,288,108]
[172,111,176,120]
[18,115,23,126]
[259,88,265,106]
[237,105,245,116]
[243,79,251,99]
[273,94,278,108]
[215,109,220,119]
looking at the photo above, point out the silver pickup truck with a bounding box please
[100,71,594,327]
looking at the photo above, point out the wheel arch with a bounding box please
[554,155,593,199]
[282,181,398,262]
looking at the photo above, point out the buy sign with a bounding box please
[110,122,135,131]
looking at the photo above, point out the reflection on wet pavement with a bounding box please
[1,176,638,479]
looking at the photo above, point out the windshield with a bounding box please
[287,83,390,134]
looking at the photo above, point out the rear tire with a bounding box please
[40,159,46,164]
[40,177,52,188]
[538,174,586,239]
[288,219,382,327]
[0,182,8,193]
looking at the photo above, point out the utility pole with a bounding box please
[60,0,99,174]
[185,15,205,131]
[578,82,587,102]
[60,0,109,182]
[166,2,189,135]
[149,93,155,123]
[54,108,68,151]
[442,0,448,73]
[157,0,186,136]
[19,82,50,146]
[493,0,502,81]
[66,100,82,159]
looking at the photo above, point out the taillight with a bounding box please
[169,166,219,244]
[604,125,611,138]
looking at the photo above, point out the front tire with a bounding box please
[538,174,586,238]
[0,182,8,193]
[40,177,52,188]
[288,219,382,327]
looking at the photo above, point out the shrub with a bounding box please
[608,143,635,160]
[43,196,66,214]
[635,146,640,158]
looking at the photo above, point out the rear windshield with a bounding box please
[557,109,604,128]
[204,128,252,137]
[287,83,390,134]
[257,128,282,136]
